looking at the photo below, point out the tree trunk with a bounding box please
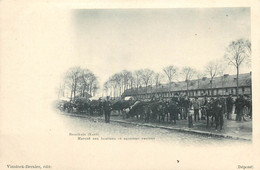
[236,67,239,98]
[73,81,77,101]
[169,82,171,97]
[89,84,92,97]
[82,86,86,97]
[186,81,189,96]
[113,86,116,98]
[70,87,73,101]
[210,78,213,96]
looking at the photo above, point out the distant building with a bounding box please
[122,72,252,99]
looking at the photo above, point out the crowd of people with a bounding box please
[58,93,252,130]
[157,93,252,130]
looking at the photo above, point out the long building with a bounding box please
[122,72,252,99]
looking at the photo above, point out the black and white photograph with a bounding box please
[1,1,260,170]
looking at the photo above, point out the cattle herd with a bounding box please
[55,94,252,130]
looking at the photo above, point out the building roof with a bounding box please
[122,73,251,96]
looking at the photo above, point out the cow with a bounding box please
[126,100,167,122]
[88,100,103,116]
[112,100,135,116]
[126,101,151,121]
[63,101,76,113]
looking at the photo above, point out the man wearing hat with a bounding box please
[235,94,245,121]
[98,97,104,116]
[169,95,179,124]
[214,97,225,130]
[182,95,190,120]
[192,97,200,121]
[201,94,208,120]
[226,94,234,120]
[103,96,112,123]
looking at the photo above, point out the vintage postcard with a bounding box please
[1,0,260,169]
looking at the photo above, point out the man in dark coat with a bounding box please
[98,98,104,116]
[103,96,112,123]
[201,95,208,120]
[192,97,200,121]
[179,96,185,120]
[214,98,225,130]
[245,95,252,119]
[235,95,245,121]
[169,96,179,124]
[182,95,190,120]
[206,98,214,127]
[226,94,234,120]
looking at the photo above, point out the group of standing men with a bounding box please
[167,95,203,128]
[163,93,252,130]
[226,94,252,121]
[96,93,252,127]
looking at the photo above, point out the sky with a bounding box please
[73,8,251,89]
[1,5,251,102]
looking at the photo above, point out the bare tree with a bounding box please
[92,83,99,97]
[108,76,116,98]
[104,75,117,98]
[129,76,135,89]
[205,60,221,96]
[106,78,114,97]
[217,60,227,94]
[134,70,143,88]
[154,73,165,94]
[103,81,110,97]
[64,67,82,101]
[79,68,92,97]
[109,73,122,98]
[195,70,204,89]
[140,69,154,92]
[104,70,135,98]
[62,67,99,100]
[163,65,178,94]
[87,72,98,97]
[224,39,251,97]
[182,67,196,96]
[121,70,132,91]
